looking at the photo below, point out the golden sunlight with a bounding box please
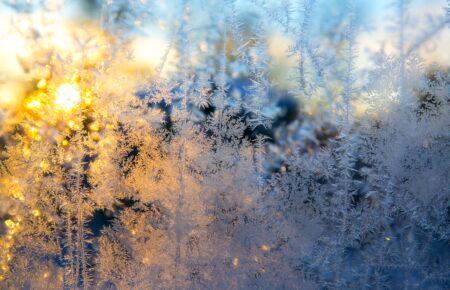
[54,83,81,112]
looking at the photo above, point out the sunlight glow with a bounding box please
[54,83,81,111]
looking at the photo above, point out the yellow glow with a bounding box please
[84,91,93,105]
[12,189,24,201]
[89,122,100,132]
[37,79,47,89]
[261,244,270,252]
[65,154,73,163]
[91,132,100,142]
[4,220,15,229]
[1,264,8,272]
[68,120,76,129]
[26,98,42,110]
[29,127,41,141]
[31,209,41,217]
[40,160,49,171]
[232,257,239,268]
[0,82,25,109]
[54,83,81,111]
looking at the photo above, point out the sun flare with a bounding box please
[54,83,81,111]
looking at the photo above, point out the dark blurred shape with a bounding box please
[314,122,339,146]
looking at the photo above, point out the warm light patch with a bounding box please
[68,120,76,129]
[54,83,81,111]
[0,93,16,109]
[12,190,24,201]
[232,257,239,268]
[37,79,47,89]
[84,91,93,105]
[133,37,168,67]
[89,122,100,132]
[39,160,49,171]
[4,219,15,229]
[29,127,41,141]
[26,98,42,110]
